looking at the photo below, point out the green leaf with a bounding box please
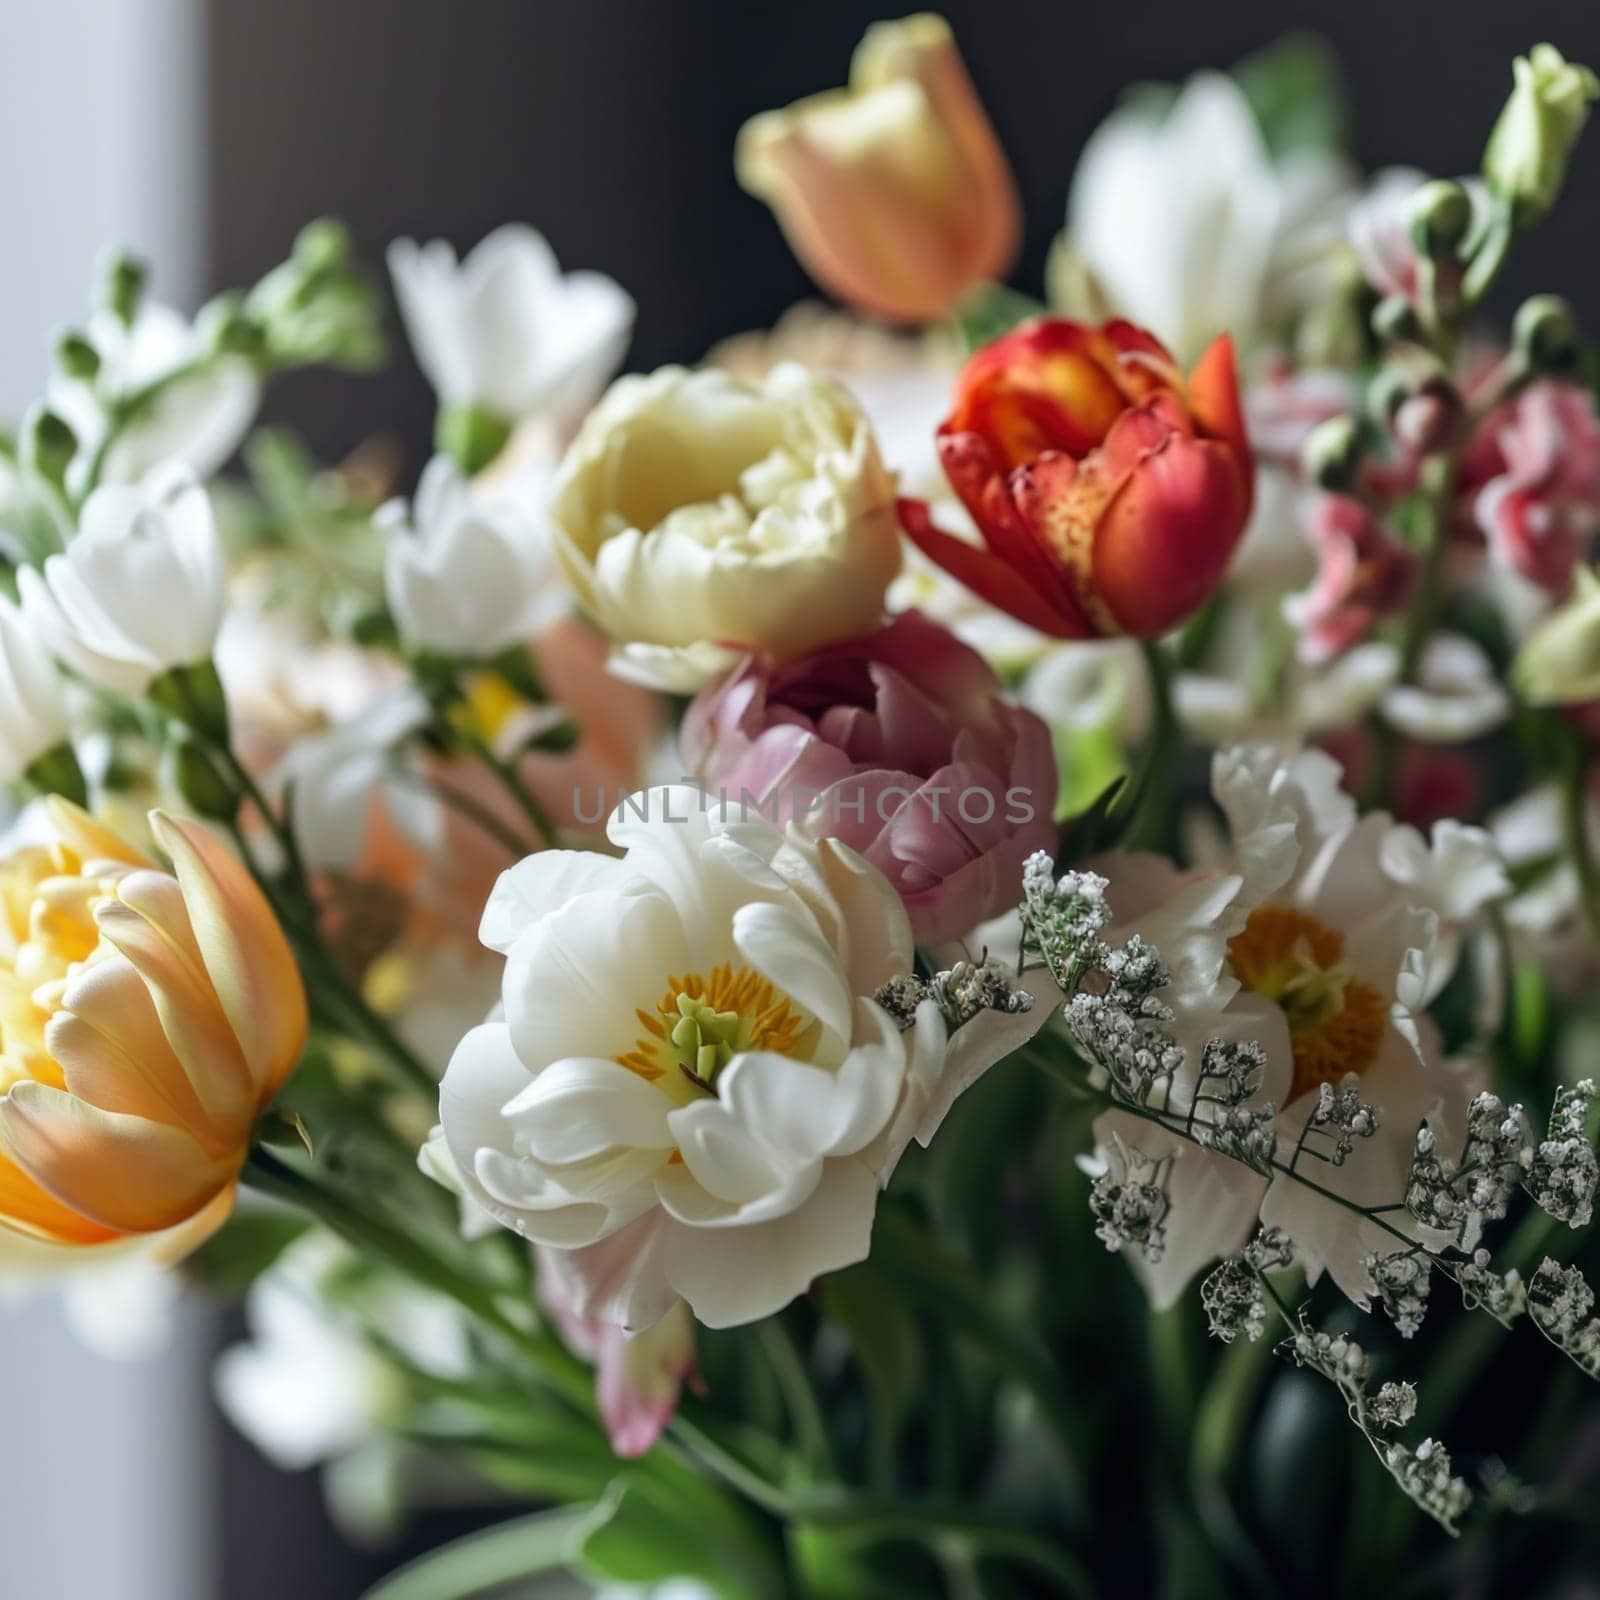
[819,1266,926,1482]
[953,283,1044,354]
[1232,33,1348,161]
[360,1504,590,1600]
[183,1205,310,1297]
[575,1475,785,1599]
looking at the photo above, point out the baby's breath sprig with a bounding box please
[1528,1259,1600,1380]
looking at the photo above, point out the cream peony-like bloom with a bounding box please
[1050,72,1352,365]
[0,801,307,1254]
[388,224,634,438]
[1091,746,1505,1308]
[378,455,564,660]
[550,364,901,691]
[0,595,69,785]
[18,465,227,696]
[436,786,1016,1331]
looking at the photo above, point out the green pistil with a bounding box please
[670,995,751,1089]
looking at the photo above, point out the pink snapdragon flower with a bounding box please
[1286,493,1419,663]
[1471,380,1600,594]
[680,610,1058,943]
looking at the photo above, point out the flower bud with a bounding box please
[21,742,87,808]
[1482,44,1598,225]
[1512,294,1583,373]
[21,404,78,490]
[434,404,513,477]
[1407,180,1474,257]
[292,216,353,277]
[1514,568,1600,704]
[736,15,1020,323]
[1371,295,1422,345]
[97,252,149,326]
[55,331,101,383]
[1303,415,1364,491]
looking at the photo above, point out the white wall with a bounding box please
[0,3,214,1597]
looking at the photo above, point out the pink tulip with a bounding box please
[681,611,1058,943]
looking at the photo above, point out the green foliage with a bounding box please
[1232,32,1348,161]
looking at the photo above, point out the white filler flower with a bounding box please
[379,455,564,659]
[0,595,68,783]
[18,465,226,695]
[388,224,634,428]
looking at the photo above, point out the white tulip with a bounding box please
[438,787,1012,1331]
[18,465,227,695]
[378,455,563,659]
[388,224,634,428]
[1052,72,1352,363]
[551,363,902,691]
[0,595,68,783]
[49,301,260,487]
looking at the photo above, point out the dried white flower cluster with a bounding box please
[1285,1319,1470,1534]
[1200,1227,1295,1343]
[1189,1039,1277,1172]
[1452,1250,1527,1327]
[1527,1081,1599,1227]
[1407,1083,1598,1250]
[1365,1247,1431,1338]
[1088,1134,1172,1262]
[1019,853,1111,990]
[1406,1093,1535,1250]
[1301,1074,1383,1168]
[873,958,1033,1032]
[1528,1259,1600,1379]
[1381,1438,1473,1534]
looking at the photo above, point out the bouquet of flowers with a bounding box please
[6,16,1600,1597]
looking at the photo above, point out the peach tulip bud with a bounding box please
[0,801,306,1255]
[899,316,1254,638]
[736,14,1020,324]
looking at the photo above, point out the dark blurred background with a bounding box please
[200,2,1600,1593]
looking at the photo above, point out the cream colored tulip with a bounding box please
[550,362,901,690]
[0,801,306,1253]
[736,15,1019,324]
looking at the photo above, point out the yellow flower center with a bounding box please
[1227,905,1386,1104]
[616,964,811,1103]
[0,844,122,1096]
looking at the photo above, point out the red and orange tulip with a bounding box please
[899,316,1254,638]
[0,801,306,1255]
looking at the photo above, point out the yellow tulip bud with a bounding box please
[1514,569,1600,705]
[735,15,1020,324]
[0,802,306,1256]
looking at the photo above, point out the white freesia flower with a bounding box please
[1092,747,1498,1308]
[379,456,564,659]
[49,301,260,486]
[1051,72,1352,363]
[1381,634,1512,744]
[17,465,226,695]
[437,787,991,1331]
[214,1232,470,1473]
[388,224,634,426]
[550,364,902,691]
[0,595,68,783]
[275,687,442,871]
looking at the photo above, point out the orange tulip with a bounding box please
[899,316,1254,638]
[0,800,306,1255]
[735,14,1020,324]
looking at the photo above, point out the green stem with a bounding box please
[759,1319,835,1479]
[1559,728,1600,951]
